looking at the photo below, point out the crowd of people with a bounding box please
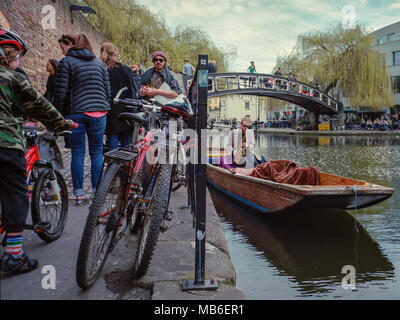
[0,28,184,274]
[353,114,400,131]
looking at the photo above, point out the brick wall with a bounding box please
[0,0,108,93]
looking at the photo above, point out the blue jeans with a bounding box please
[106,131,132,151]
[67,113,106,196]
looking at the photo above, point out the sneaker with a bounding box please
[75,196,89,207]
[0,252,38,274]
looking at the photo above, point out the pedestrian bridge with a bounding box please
[190,73,341,115]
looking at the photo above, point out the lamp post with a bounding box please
[70,5,97,24]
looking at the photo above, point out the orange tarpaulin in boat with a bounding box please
[250,160,320,186]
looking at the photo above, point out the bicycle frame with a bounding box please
[25,143,40,179]
[0,129,65,235]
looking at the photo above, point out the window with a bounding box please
[245,102,250,110]
[392,76,400,94]
[394,51,400,66]
[387,33,395,42]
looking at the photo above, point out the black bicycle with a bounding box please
[76,89,192,289]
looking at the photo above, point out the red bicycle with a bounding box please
[76,88,193,289]
[0,127,70,243]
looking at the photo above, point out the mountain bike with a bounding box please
[0,127,70,243]
[76,88,193,289]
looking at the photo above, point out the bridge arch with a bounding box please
[187,73,341,115]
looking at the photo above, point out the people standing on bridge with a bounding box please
[274,67,282,88]
[247,61,256,87]
[182,59,195,77]
[0,27,76,274]
[140,51,182,99]
[182,59,195,95]
[208,60,217,73]
[100,42,136,151]
[54,33,111,206]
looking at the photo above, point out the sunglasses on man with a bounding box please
[153,58,164,63]
[241,123,250,128]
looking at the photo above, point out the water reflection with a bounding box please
[256,133,400,149]
[209,187,394,297]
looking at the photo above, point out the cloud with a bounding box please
[136,0,400,73]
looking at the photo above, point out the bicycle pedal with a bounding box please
[165,210,174,221]
[33,221,51,233]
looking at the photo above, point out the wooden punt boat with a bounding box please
[206,152,394,213]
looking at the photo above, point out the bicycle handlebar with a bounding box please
[114,87,194,117]
[23,128,72,138]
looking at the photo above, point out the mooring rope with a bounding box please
[351,184,359,233]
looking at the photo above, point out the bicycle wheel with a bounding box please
[76,162,125,289]
[133,163,172,278]
[171,145,187,191]
[31,169,68,242]
[129,156,150,235]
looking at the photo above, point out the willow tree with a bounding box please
[275,23,393,110]
[79,0,236,72]
[172,25,237,72]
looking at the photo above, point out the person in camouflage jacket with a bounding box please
[0,27,75,274]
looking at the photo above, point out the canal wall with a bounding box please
[255,128,400,136]
[0,0,108,93]
[211,124,400,136]
[59,144,247,300]
[135,186,248,300]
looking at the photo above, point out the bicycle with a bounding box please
[0,127,70,243]
[76,88,193,289]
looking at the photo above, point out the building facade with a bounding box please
[373,21,400,112]
[208,95,272,123]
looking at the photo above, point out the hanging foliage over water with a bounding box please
[274,23,393,110]
[81,0,236,72]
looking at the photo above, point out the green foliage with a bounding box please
[274,23,393,110]
[80,0,236,72]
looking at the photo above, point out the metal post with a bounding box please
[183,54,218,291]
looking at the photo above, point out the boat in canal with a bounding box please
[207,149,394,213]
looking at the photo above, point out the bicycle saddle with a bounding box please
[118,112,148,127]
[161,103,191,120]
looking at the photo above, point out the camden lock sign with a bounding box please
[0,10,10,30]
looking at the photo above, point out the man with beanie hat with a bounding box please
[140,50,182,99]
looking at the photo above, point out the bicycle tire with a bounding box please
[31,169,68,242]
[171,145,187,191]
[133,163,171,278]
[129,156,150,234]
[76,162,125,289]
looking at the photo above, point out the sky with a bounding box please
[135,0,400,73]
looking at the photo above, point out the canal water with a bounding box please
[209,133,400,299]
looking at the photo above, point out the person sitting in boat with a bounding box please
[219,117,265,169]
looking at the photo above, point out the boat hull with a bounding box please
[206,164,394,213]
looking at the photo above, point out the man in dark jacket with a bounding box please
[140,51,182,99]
